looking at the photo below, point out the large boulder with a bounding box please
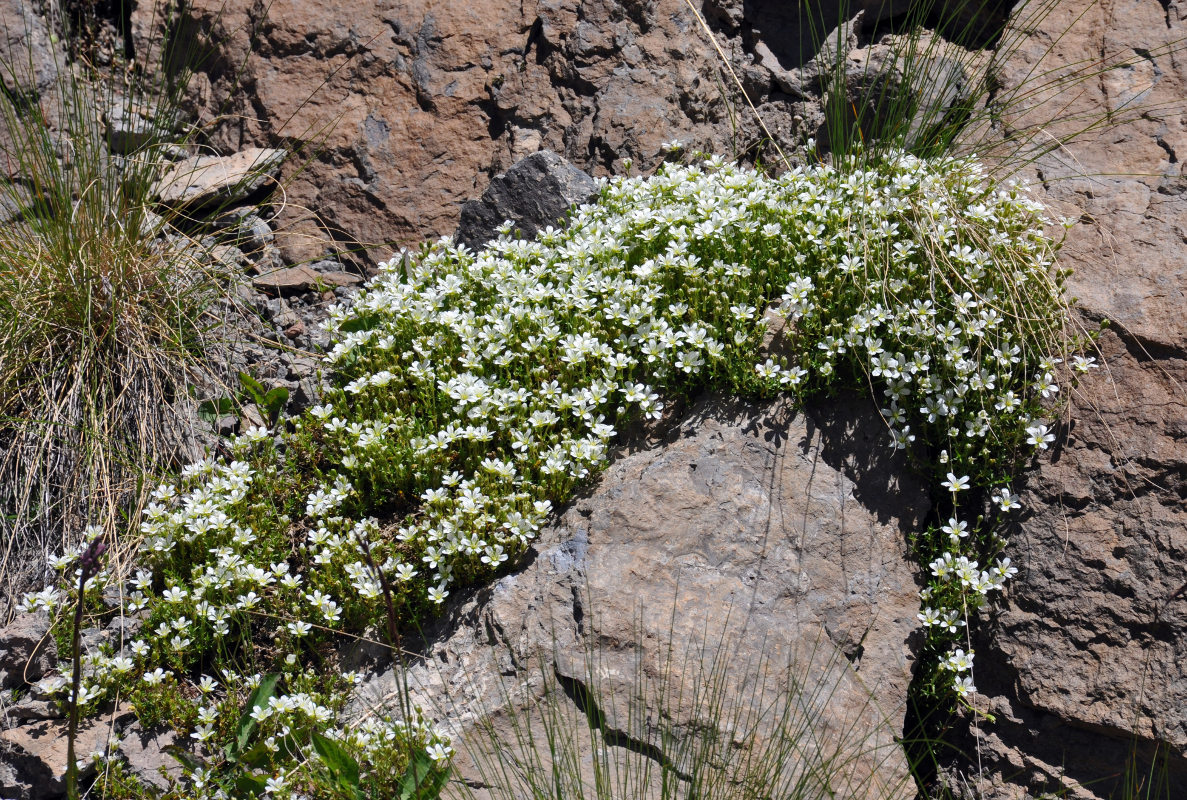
[0,611,55,691]
[353,392,927,798]
[132,0,1012,263]
[938,1,1187,796]
[0,0,58,99]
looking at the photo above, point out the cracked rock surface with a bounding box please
[138,0,1004,262]
[352,392,927,799]
[939,1,1187,797]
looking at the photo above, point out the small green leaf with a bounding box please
[238,372,267,405]
[399,751,447,800]
[238,741,274,770]
[233,772,269,796]
[338,315,376,334]
[262,386,289,425]
[197,397,235,424]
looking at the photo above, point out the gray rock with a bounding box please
[290,377,322,412]
[353,392,926,798]
[236,214,274,253]
[117,722,184,793]
[822,32,972,151]
[152,147,285,209]
[252,265,362,296]
[455,150,598,249]
[208,244,248,271]
[0,612,54,691]
[0,182,30,225]
[0,0,57,99]
[104,101,176,155]
[2,699,59,723]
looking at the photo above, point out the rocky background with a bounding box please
[1,0,1185,798]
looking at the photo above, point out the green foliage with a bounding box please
[0,0,279,621]
[229,673,281,762]
[239,372,291,429]
[197,396,237,427]
[16,1,1183,797]
[312,731,363,798]
[26,145,1087,797]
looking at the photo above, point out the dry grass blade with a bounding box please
[0,10,256,621]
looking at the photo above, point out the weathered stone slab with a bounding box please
[354,393,926,798]
[153,147,284,209]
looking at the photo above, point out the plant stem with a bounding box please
[65,569,87,800]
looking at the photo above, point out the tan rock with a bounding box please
[153,147,285,209]
[0,716,113,798]
[354,392,925,799]
[273,215,337,265]
[945,0,1187,795]
[251,265,361,295]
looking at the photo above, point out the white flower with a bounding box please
[191,724,216,744]
[995,488,1021,511]
[1026,423,1055,450]
[940,517,968,542]
[142,668,169,686]
[917,607,941,626]
[944,648,974,673]
[426,742,454,762]
[941,473,970,493]
[755,358,780,379]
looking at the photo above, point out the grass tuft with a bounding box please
[450,600,918,800]
[0,3,270,622]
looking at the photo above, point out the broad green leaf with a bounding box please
[338,315,376,334]
[196,397,234,424]
[238,741,274,770]
[262,386,289,424]
[233,773,269,797]
[312,730,361,794]
[238,371,267,404]
[230,673,280,758]
[399,751,447,800]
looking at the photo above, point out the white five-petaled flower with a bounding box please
[995,488,1021,511]
[426,742,454,762]
[944,648,975,672]
[287,620,312,637]
[142,668,169,686]
[1026,423,1055,450]
[264,772,287,793]
[941,473,970,493]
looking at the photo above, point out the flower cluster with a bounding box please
[26,147,1081,795]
